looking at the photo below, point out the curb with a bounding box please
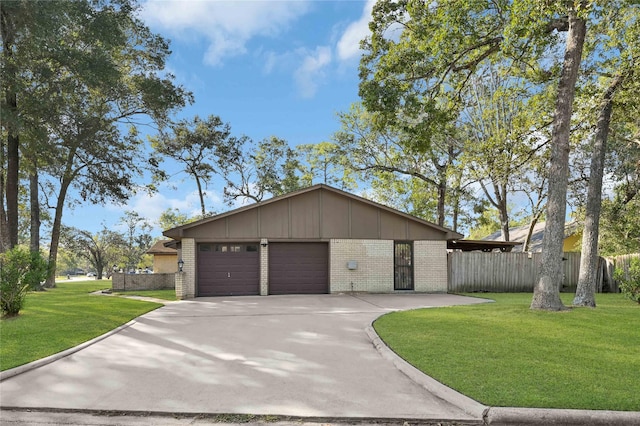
[365,324,486,420]
[0,407,483,425]
[483,407,640,425]
[0,319,137,382]
[365,325,640,426]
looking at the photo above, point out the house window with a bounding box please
[209,244,259,253]
[394,241,414,290]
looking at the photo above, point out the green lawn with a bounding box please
[114,289,177,301]
[373,293,639,411]
[0,280,162,371]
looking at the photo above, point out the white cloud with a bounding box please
[141,0,377,98]
[107,182,231,234]
[141,0,311,66]
[294,46,332,98]
[336,0,375,62]
[288,0,375,98]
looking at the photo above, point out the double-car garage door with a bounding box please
[197,242,328,296]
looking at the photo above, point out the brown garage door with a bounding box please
[198,243,259,296]
[269,243,328,294]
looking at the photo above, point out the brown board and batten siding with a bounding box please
[172,187,454,241]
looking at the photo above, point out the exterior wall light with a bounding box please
[261,242,268,247]
[178,259,184,272]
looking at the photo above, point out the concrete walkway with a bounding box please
[0,294,488,422]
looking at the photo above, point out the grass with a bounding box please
[0,280,162,371]
[113,289,177,301]
[373,293,640,411]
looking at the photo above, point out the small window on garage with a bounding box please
[200,244,212,252]
[215,245,227,252]
[246,245,258,252]
[230,245,242,253]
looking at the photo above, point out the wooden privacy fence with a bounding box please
[602,253,640,293]
[448,252,582,293]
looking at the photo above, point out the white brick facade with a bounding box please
[176,238,196,299]
[260,239,269,295]
[329,239,395,292]
[329,239,447,293]
[414,240,448,292]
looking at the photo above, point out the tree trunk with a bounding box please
[477,179,510,240]
[531,11,586,311]
[436,180,446,227]
[45,175,73,288]
[497,184,510,241]
[95,250,104,280]
[4,100,19,249]
[435,164,447,227]
[2,4,19,249]
[523,212,543,252]
[45,143,80,287]
[573,75,622,307]
[452,190,460,233]
[30,170,41,252]
[96,265,104,280]
[195,175,206,218]
[0,137,9,253]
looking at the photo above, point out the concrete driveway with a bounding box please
[0,293,489,421]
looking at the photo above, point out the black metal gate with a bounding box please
[394,241,414,290]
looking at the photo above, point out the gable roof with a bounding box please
[146,239,178,255]
[482,221,580,252]
[163,184,463,241]
[447,239,522,252]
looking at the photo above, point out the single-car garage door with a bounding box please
[269,243,328,294]
[198,243,259,296]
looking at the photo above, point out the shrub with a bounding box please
[24,250,49,291]
[0,247,47,317]
[614,257,640,304]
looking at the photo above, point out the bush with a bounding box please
[614,257,640,304]
[0,247,47,317]
[24,250,49,290]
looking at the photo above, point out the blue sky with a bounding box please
[65,0,376,237]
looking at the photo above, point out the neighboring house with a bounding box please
[146,240,178,273]
[163,184,462,299]
[482,221,582,253]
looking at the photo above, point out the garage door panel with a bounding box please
[269,243,328,295]
[198,244,259,296]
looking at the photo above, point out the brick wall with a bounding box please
[260,239,268,295]
[414,240,447,292]
[178,238,196,299]
[112,273,175,291]
[329,239,394,292]
[175,270,184,298]
[329,239,447,293]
